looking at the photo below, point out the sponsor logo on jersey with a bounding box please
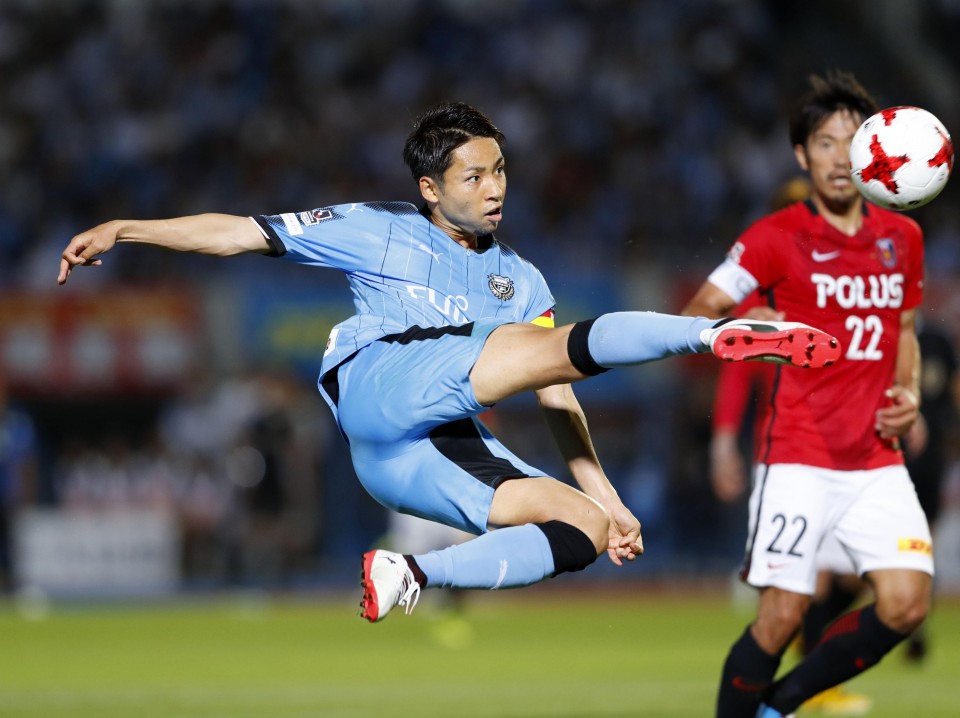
[488,274,515,300]
[897,538,933,555]
[280,212,303,236]
[876,238,897,268]
[811,249,842,262]
[810,272,904,309]
[404,286,469,324]
[299,208,334,226]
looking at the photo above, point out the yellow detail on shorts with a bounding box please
[531,315,555,328]
[898,538,933,555]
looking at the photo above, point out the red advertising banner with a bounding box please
[0,289,201,395]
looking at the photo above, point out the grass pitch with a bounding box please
[1,585,957,717]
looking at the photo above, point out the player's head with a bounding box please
[405,102,507,239]
[788,70,878,148]
[403,102,505,183]
[789,71,878,212]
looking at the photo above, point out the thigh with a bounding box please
[337,323,501,448]
[835,465,934,577]
[470,322,579,406]
[351,414,548,535]
[743,464,832,595]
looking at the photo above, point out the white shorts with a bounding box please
[742,463,934,595]
[816,532,856,575]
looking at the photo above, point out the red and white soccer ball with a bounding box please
[849,106,954,211]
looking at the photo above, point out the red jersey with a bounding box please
[709,200,924,470]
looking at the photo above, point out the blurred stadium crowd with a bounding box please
[3,0,960,595]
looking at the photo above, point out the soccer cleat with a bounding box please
[701,318,841,368]
[359,549,421,623]
[802,685,873,715]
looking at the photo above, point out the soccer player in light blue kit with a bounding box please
[58,103,840,622]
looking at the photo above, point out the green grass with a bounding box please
[1,586,958,717]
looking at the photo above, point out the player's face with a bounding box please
[421,137,506,242]
[794,110,863,212]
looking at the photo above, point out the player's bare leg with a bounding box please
[753,587,810,655]
[870,568,931,633]
[716,587,808,718]
[470,313,841,407]
[755,569,930,716]
[487,476,609,553]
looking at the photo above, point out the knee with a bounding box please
[754,593,808,653]
[579,502,610,555]
[537,518,606,575]
[877,585,930,634]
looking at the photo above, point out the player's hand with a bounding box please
[710,432,747,502]
[875,385,920,440]
[604,500,643,566]
[58,221,120,285]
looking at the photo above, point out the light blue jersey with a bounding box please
[252,200,557,534]
[252,201,555,377]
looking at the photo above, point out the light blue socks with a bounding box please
[588,312,714,367]
[413,523,554,589]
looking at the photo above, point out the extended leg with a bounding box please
[471,313,841,406]
[360,477,606,622]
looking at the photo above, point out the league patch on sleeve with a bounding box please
[300,208,334,226]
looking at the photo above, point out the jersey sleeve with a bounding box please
[712,292,770,432]
[251,203,407,272]
[708,218,787,302]
[713,361,761,432]
[522,263,556,325]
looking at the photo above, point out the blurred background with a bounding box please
[3,0,960,602]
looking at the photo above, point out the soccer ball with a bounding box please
[849,106,954,211]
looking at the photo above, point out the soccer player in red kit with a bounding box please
[684,71,933,718]
[710,294,873,715]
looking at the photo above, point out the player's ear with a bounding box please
[793,144,810,172]
[419,176,440,203]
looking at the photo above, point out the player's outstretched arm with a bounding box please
[536,382,643,565]
[58,214,270,285]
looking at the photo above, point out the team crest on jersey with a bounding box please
[876,238,897,268]
[299,208,333,226]
[487,274,515,300]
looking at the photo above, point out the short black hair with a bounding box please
[788,70,879,147]
[402,101,505,182]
